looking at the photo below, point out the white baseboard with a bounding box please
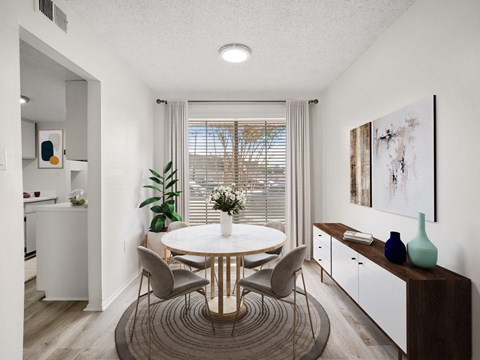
[98,269,142,311]
[43,297,89,301]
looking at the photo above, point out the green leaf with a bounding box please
[149,177,163,185]
[139,197,161,208]
[165,191,181,198]
[165,179,179,189]
[165,169,178,182]
[143,185,162,193]
[166,211,183,222]
[161,202,175,214]
[150,205,163,213]
[150,215,166,232]
[149,169,163,179]
[163,161,173,174]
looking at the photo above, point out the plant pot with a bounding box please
[147,231,166,259]
[220,211,232,236]
[407,212,438,269]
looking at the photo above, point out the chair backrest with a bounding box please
[265,221,285,255]
[270,245,306,298]
[167,222,189,256]
[168,221,189,232]
[137,246,174,299]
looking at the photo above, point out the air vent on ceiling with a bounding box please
[38,0,53,20]
[36,0,68,33]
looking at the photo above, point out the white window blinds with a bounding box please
[188,119,286,225]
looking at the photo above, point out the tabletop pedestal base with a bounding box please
[207,296,246,321]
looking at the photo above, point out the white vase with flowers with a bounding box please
[208,184,246,236]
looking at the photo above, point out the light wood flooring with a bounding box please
[24,261,403,359]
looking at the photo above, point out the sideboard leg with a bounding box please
[397,348,403,360]
[320,267,324,283]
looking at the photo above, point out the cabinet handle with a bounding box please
[318,246,322,249]
[358,262,364,265]
[351,257,356,260]
[318,258,322,261]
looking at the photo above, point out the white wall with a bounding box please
[14,0,154,309]
[1,0,154,356]
[313,0,480,358]
[0,2,25,358]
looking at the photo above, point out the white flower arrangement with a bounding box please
[208,183,246,216]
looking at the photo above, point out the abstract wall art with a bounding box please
[372,96,436,221]
[350,122,371,207]
[38,129,64,169]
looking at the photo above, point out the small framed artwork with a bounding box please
[38,129,64,169]
[350,122,372,207]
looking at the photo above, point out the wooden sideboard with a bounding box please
[313,223,471,360]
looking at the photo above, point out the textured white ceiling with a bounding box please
[20,41,83,123]
[65,0,415,99]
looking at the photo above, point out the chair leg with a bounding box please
[293,285,297,360]
[301,272,315,339]
[261,294,265,314]
[147,275,152,360]
[231,288,247,336]
[199,288,215,334]
[130,272,144,342]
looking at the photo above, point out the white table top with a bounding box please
[161,224,286,257]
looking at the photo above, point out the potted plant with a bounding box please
[139,161,182,255]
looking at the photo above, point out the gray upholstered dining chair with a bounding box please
[168,221,213,273]
[241,220,285,269]
[232,245,315,359]
[131,246,215,359]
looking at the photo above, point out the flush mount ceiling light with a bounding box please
[219,43,251,63]
[20,95,30,104]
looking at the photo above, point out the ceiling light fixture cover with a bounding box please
[20,95,30,104]
[219,43,251,63]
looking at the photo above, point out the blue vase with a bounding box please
[384,231,406,264]
[407,212,438,269]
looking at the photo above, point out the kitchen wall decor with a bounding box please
[38,129,64,169]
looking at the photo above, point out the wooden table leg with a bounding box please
[218,256,224,315]
[236,256,241,309]
[210,257,215,299]
[226,256,231,295]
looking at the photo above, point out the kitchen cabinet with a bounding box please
[21,120,36,159]
[65,80,88,161]
[24,198,56,256]
[314,223,471,360]
[36,203,88,301]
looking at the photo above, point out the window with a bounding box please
[189,120,286,225]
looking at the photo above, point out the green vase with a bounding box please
[407,212,438,269]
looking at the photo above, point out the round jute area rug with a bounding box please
[115,290,330,360]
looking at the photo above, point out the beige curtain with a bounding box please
[286,100,312,258]
[165,101,190,222]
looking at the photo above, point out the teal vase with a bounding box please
[407,212,438,269]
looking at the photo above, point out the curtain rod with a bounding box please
[155,99,318,105]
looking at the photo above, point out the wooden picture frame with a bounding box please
[350,122,372,207]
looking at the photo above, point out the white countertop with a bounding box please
[23,196,57,203]
[35,202,88,212]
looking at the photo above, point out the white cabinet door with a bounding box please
[25,212,36,254]
[21,120,36,159]
[65,81,88,161]
[332,238,359,301]
[358,255,407,352]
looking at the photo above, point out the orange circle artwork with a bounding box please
[49,156,59,165]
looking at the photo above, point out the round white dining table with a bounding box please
[161,223,286,320]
